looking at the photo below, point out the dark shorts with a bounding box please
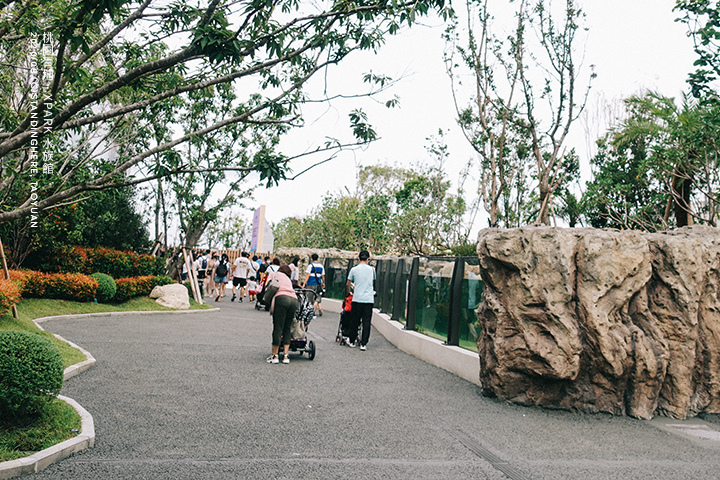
[233,277,248,287]
[308,284,324,303]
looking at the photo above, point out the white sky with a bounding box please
[241,0,695,239]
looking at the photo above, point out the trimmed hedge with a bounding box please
[113,275,173,303]
[0,331,64,417]
[25,245,164,278]
[14,270,98,302]
[44,273,98,302]
[7,270,173,303]
[91,273,116,303]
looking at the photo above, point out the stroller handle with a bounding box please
[295,288,317,305]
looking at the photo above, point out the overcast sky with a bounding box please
[242,0,696,241]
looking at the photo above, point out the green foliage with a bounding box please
[0,331,64,418]
[582,92,720,229]
[113,275,170,303]
[450,243,478,256]
[581,137,667,230]
[0,185,150,267]
[90,273,116,303]
[676,0,720,99]
[274,148,471,255]
[0,0,447,227]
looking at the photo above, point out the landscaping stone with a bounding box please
[149,283,190,309]
[475,225,720,420]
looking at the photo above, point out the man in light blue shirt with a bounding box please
[345,250,376,350]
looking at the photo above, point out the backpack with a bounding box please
[201,257,208,270]
[216,260,228,277]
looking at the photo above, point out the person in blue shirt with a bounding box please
[345,250,376,350]
[301,253,326,316]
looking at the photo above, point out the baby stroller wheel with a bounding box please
[307,340,316,360]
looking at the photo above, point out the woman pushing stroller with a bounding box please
[266,265,298,364]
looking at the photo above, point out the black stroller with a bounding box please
[254,275,271,311]
[335,294,359,346]
[283,288,317,360]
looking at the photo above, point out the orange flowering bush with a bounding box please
[27,246,164,278]
[44,273,98,302]
[19,270,49,298]
[0,279,20,315]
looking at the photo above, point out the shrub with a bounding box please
[7,269,28,287]
[18,270,48,298]
[0,331,64,417]
[44,273,98,302]
[183,280,193,298]
[113,275,163,302]
[91,273,116,303]
[0,280,20,316]
[150,275,174,288]
[25,246,165,278]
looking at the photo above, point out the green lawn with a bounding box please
[0,398,82,462]
[0,296,212,462]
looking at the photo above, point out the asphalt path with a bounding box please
[30,297,720,480]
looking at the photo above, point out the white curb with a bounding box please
[0,396,94,479]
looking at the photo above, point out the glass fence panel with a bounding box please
[414,258,454,342]
[396,271,409,323]
[325,258,348,300]
[459,260,483,352]
[386,262,396,317]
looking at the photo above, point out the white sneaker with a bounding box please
[347,341,356,348]
[267,355,279,364]
[282,355,290,364]
[360,345,367,351]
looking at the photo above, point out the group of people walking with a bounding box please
[183,249,377,363]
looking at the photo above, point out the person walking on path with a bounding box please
[289,256,301,288]
[267,265,298,364]
[212,253,230,301]
[231,251,252,302]
[301,253,325,316]
[205,253,219,298]
[345,250,376,350]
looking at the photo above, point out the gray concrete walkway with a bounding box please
[29,298,720,479]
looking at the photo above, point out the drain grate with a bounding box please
[454,429,533,480]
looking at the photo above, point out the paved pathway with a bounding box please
[30,298,720,479]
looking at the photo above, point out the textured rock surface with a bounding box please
[149,284,190,310]
[475,226,720,419]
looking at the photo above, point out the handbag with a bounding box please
[291,318,306,339]
[263,274,281,303]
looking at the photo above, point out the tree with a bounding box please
[444,0,531,228]
[204,213,251,249]
[676,0,720,99]
[582,92,720,230]
[0,0,448,225]
[445,0,593,226]
[0,184,149,267]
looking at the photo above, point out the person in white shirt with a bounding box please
[231,251,252,302]
[345,250,376,350]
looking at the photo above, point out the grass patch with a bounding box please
[0,397,82,462]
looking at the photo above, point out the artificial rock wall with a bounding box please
[475,226,720,420]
